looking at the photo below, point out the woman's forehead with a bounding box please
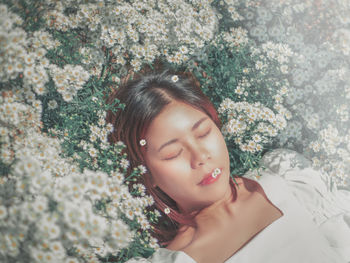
[148,101,207,131]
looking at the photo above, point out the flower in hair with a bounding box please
[171,75,179,83]
[164,207,171,215]
[139,139,147,146]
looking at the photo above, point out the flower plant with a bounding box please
[1,0,349,262]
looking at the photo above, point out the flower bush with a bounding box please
[0,0,349,262]
[0,1,218,262]
[235,0,350,187]
[0,91,158,262]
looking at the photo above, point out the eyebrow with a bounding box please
[157,117,208,152]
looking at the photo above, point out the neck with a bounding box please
[193,182,238,227]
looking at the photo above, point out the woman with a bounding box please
[106,70,350,263]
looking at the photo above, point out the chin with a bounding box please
[209,179,231,201]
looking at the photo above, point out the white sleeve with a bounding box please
[258,148,350,262]
[125,248,197,263]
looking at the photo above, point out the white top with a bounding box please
[126,149,350,263]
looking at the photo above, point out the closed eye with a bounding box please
[164,149,183,161]
[198,128,211,138]
[163,128,211,161]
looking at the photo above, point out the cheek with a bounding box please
[147,159,187,189]
[207,129,229,159]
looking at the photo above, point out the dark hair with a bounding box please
[106,69,224,245]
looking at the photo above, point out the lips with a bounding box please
[199,168,222,186]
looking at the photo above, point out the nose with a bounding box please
[190,143,210,169]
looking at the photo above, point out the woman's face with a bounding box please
[144,100,231,213]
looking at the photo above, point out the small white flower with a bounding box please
[149,236,160,249]
[255,144,262,152]
[116,141,125,147]
[179,46,188,54]
[171,75,179,83]
[164,207,170,214]
[211,168,221,178]
[138,165,147,174]
[62,92,73,102]
[125,209,135,220]
[120,158,130,169]
[48,100,58,110]
[137,214,150,230]
[255,61,264,70]
[139,139,147,146]
[252,134,262,143]
[90,134,97,142]
[98,118,106,126]
[154,209,161,218]
[50,241,65,255]
[146,195,154,206]
[106,123,114,133]
[111,171,124,185]
[280,65,289,74]
[89,147,97,157]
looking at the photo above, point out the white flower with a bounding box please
[106,123,114,133]
[13,157,40,177]
[211,168,221,178]
[235,86,244,95]
[143,235,158,249]
[90,133,97,142]
[89,147,98,157]
[179,45,188,54]
[252,134,262,143]
[171,75,179,82]
[255,61,264,70]
[62,92,73,102]
[146,195,155,206]
[154,209,161,218]
[111,171,124,185]
[32,196,48,214]
[110,219,133,248]
[50,241,66,256]
[41,222,60,239]
[48,100,58,110]
[139,139,147,146]
[120,158,130,169]
[1,147,13,164]
[255,144,262,152]
[138,165,147,174]
[280,65,289,74]
[137,214,150,230]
